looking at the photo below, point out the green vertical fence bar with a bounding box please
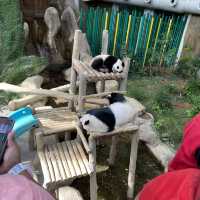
[80,5,187,69]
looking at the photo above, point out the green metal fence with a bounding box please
[80,6,187,69]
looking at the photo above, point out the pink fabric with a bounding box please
[0,174,55,200]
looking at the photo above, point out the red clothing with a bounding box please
[139,168,200,200]
[168,113,200,171]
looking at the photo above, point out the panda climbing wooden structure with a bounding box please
[80,93,136,133]
[90,54,125,73]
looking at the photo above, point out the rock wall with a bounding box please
[183,15,200,57]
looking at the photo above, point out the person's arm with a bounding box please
[0,132,33,180]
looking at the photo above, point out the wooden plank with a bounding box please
[90,124,138,138]
[8,84,71,110]
[57,143,72,178]
[75,141,92,174]
[75,124,90,153]
[61,142,77,177]
[38,151,52,184]
[38,115,76,121]
[52,144,67,180]
[36,107,76,114]
[101,30,108,54]
[37,111,76,117]
[65,141,82,176]
[89,136,97,200]
[83,90,126,99]
[36,107,71,113]
[47,145,62,182]
[127,130,139,199]
[38,116,73,121]
[36,111,77,118]
[43,126,76,136]
[71,141,87,175]
[81,61,95,77]
[0,82,74,100]
[38,119,75,125]
[44,147,56,182]
[41,124,75,129]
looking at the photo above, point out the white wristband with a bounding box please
[8,163,32,176]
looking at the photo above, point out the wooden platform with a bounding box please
[38,140,92,189]
[35,107,78,135]
[73,59,125,81]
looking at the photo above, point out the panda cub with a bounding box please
[90,54,125,73]
[80,93,135,133]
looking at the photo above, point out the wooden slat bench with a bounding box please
[35,107,78,135]
[34,110,98,200]
[38,140,92,190]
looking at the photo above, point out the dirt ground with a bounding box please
[73,139,163,200]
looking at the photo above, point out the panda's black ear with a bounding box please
[84,120,90,125]
[195,147,200,168]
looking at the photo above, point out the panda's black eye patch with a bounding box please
[84,120,89,125]
[122,62,125,67]
[117,66,119,69]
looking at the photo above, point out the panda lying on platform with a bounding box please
[90,54,125,73]
[80,93,135,133]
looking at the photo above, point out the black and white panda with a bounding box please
[80,93,135,133]
[90,54,125,73]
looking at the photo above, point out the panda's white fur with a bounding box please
[80,93,135,133]
[90,54,124,73]
[109,101,135,128]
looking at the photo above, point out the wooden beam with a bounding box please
[0,82,75,100]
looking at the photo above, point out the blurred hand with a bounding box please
[0,132,21,174]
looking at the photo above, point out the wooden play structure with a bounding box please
[0,28,143,199]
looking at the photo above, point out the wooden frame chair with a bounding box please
[70,29,131,112]
[87,123,139,200]
[34,116,98,200]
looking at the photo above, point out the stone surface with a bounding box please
[183,15,200,57]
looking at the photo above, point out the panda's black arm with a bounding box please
[195,147,200,168]
[91,58,103,70]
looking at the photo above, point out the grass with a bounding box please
[127,75,190,149]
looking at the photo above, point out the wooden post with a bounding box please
[70,30,82,109]
[89,135,97,200]
[127,130,139,200]
[107,135,119,166]
[8,84,71,110]
[119,57,131,91]
[78,73,87,112]
[101,30,108,55]
[98,30,109,94]
[99,81,105,93]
